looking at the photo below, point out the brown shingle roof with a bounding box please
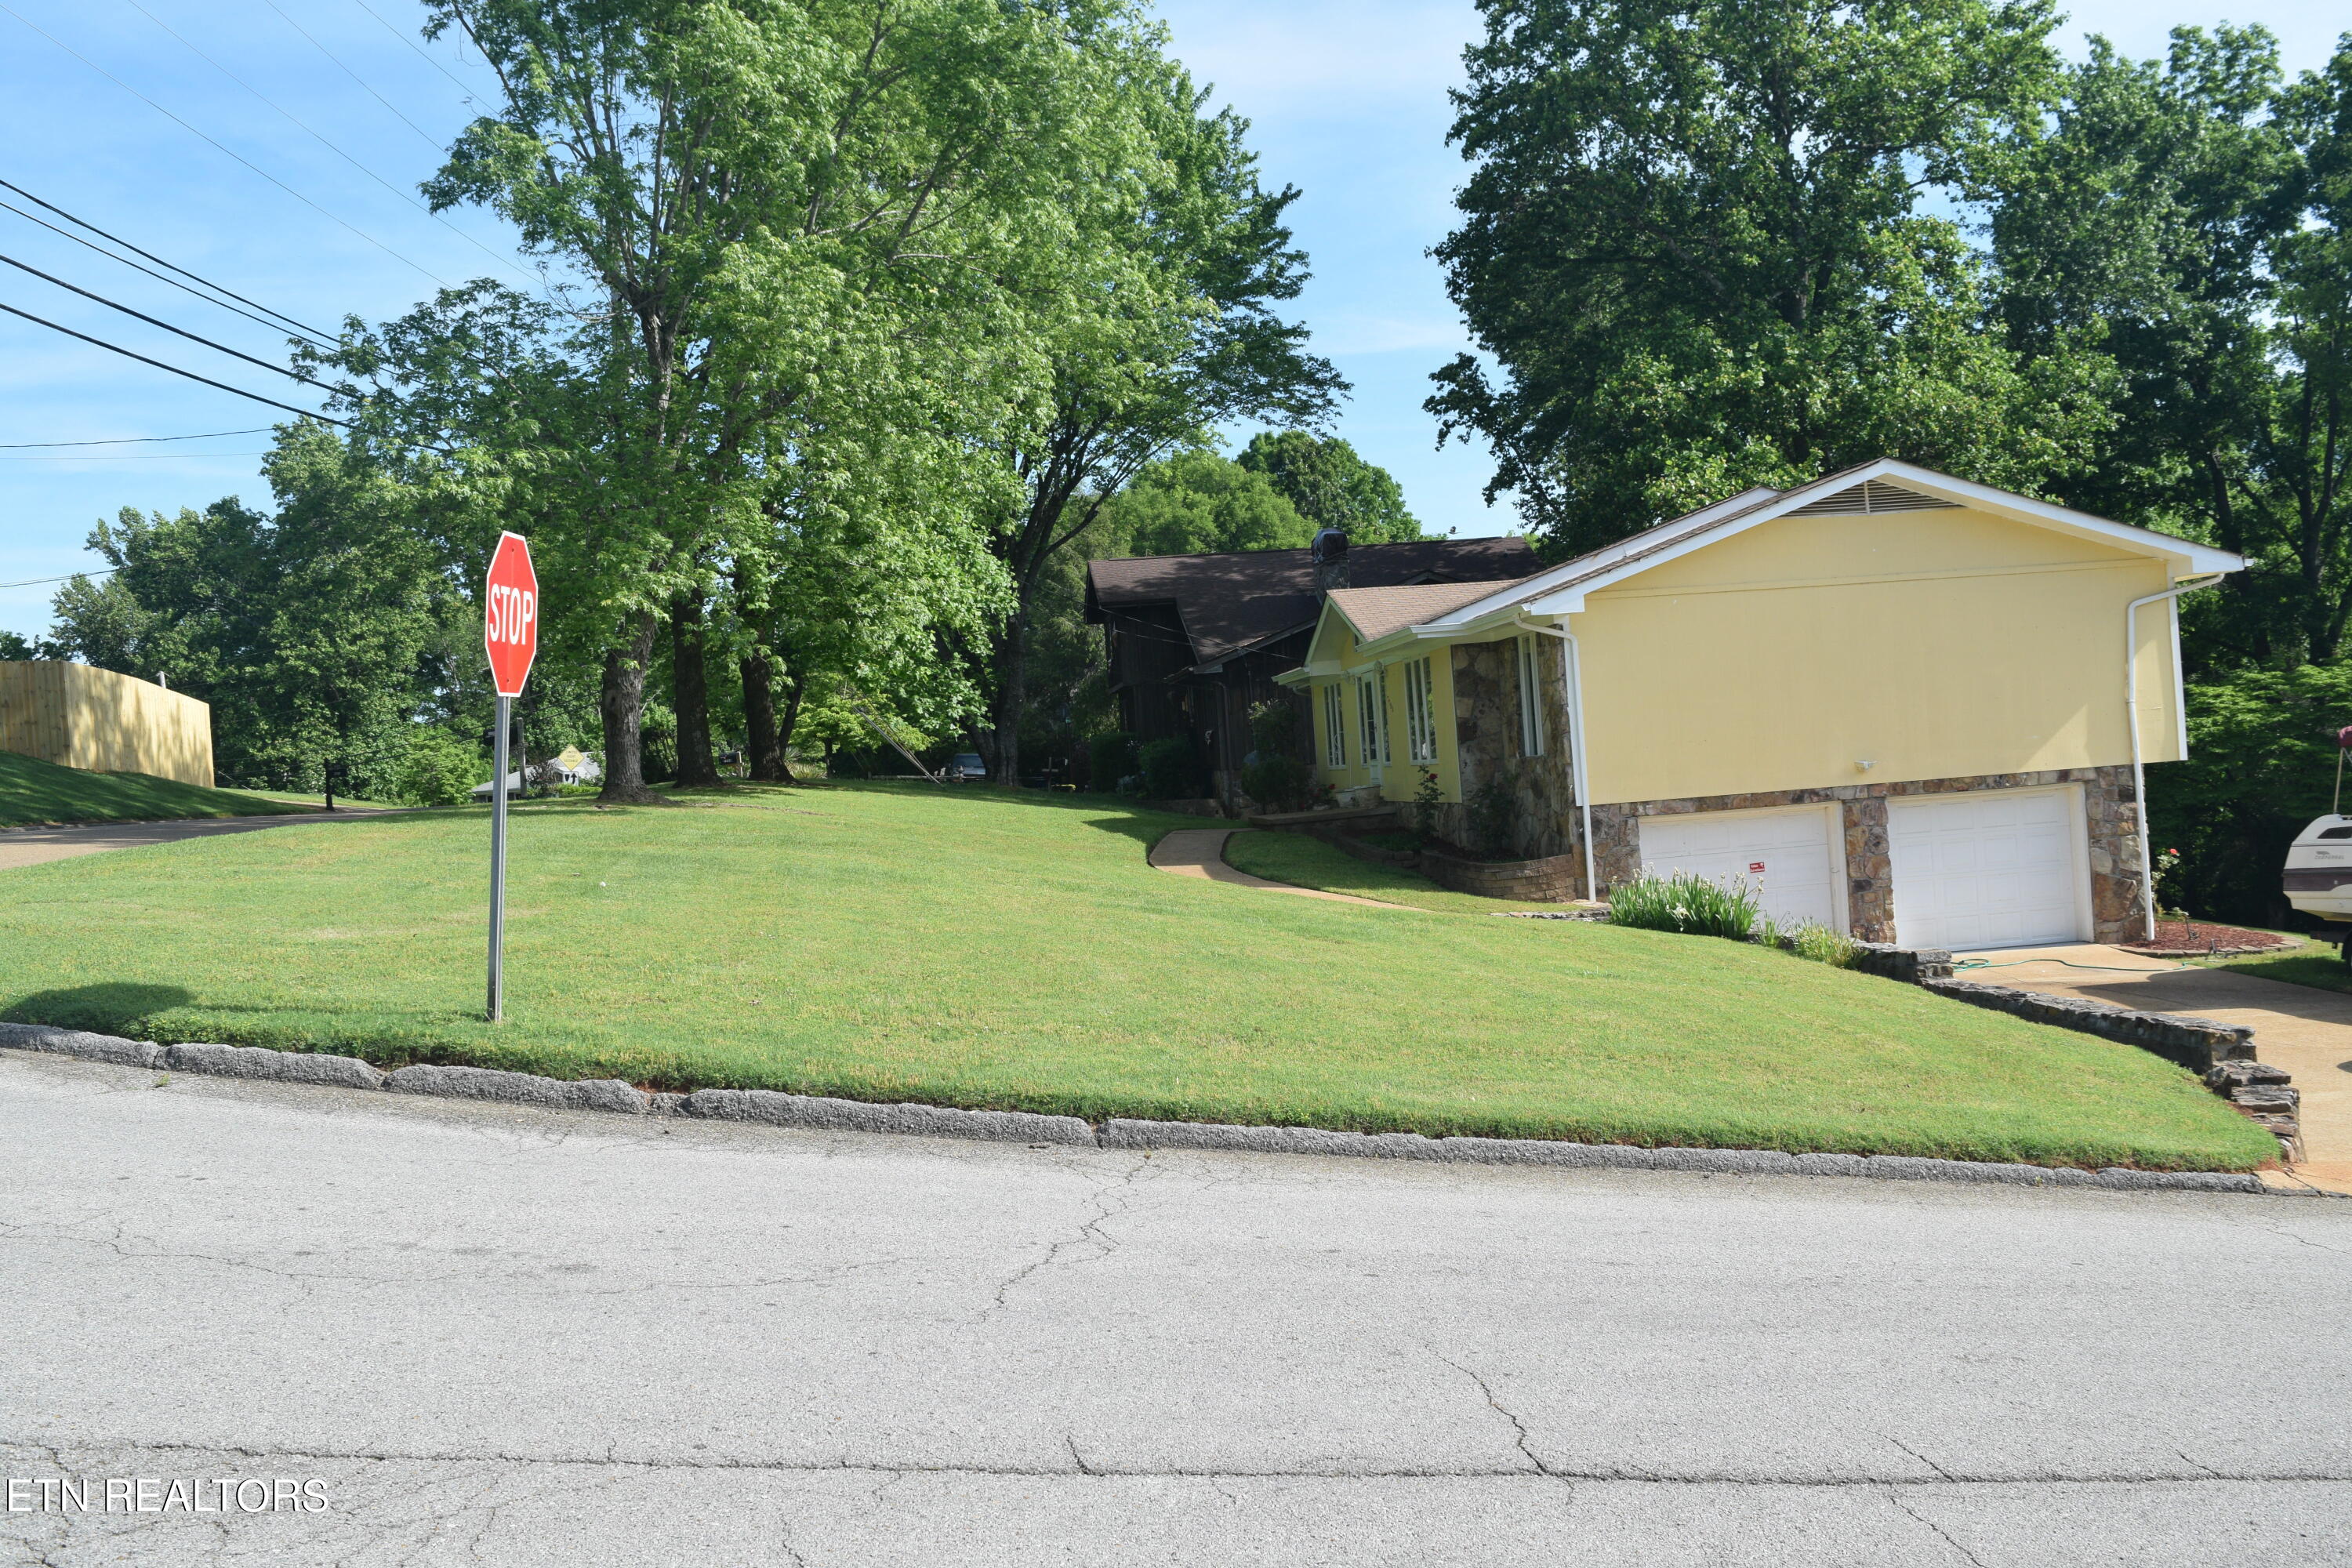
[1084,535,1541,664]
[1326,579,1524,644]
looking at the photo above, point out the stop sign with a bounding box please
[483,532,538,697]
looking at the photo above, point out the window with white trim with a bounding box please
[1357,673,1388,765]
[1323,682,1346,767]
[1403,656,1439,763]
[1514,634,1546,757]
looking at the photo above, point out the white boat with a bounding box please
[2283,815,2352,923]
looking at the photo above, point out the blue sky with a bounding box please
[2,0,2345,641]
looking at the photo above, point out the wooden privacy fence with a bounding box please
[0,662,215,786]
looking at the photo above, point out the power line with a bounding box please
[119,0,537,289]
[0,196,335,350]
[0,2,452,287]
[0,249,343,391]
[0,428,271,448]
[347,0,478,98]
[0,178,333,344]
[0,567,118,590]
[260,0,444,151]
[0,451,269,461]
[0,297,343,425]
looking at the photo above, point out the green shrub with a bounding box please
[1087,731,1139,793]
[1239,699,1315,810]
[639,701,679,784]
[1138,735,1206,800]
[1466,767,1519,856]
[1407,768,1445,847]
[1762,920,1861,967]
[1608,869,1762,939]
[393,727,483,808]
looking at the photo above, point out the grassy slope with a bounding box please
[2186,930,2352,995]
[0,750,314,829]
[1223,828,1570,915]
[0,782,2275,1170]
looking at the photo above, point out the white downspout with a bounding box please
[2126,575,2223,941]
[1515,618,1597,905]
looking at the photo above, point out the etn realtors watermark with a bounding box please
[7,1475,328,1514]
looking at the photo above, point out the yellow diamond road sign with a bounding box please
[555,746,587,772]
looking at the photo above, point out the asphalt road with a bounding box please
[0,810,395,871]
[3,1051,2349,1566]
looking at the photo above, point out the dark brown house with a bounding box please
[1084,532,1541,804]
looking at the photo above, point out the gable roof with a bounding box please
[1405,459,2245,641]
[1325,579,1523,645]
[1085,535,1541,666]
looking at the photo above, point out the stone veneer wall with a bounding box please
[1442,637,1578,860]
[1588,766,2147,944]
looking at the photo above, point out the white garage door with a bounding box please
[1638,807,1840,930]
[1887,789,2085,951]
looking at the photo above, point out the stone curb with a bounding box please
[0,1023,2312,1196]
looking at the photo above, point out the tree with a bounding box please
[412,0,1159,800]
[52,424,441,797]
[1991,28,2328,666]
[1100,450,1312,556]
[1238,430,1423,541]
[1430,0,2105,554]
[978,74,1341,783]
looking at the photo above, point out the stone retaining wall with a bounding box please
[1417,846,1584,902]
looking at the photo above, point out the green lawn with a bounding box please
[0,749,320,829]
[0,782,2277,1170]
[1223,827,1574,915]
[2185,928,2352,995]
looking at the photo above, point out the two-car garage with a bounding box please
[1635,787,2092,951]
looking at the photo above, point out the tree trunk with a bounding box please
[741,643,786,782]
[990,608,1029,786]
[597,613,659,803]
[671,592,720,787]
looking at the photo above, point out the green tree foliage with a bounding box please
[2149,662,2352,924]
[1238,431,1424,542]
[1100,451,1312,556]
[378,0,1160,800]
[49,425,441,797]
[0,630,31,662]
[978,72,1341,782]
[1430,0,2107,552]
[1994,27,2350,667]
[394,726,485,808]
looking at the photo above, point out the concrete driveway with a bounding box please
[0,810,396,870]
[1969,945,2352,1196]
[2,1050,2347,1566]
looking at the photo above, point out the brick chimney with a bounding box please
[1311,528,1350,593]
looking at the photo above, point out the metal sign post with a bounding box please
[481,532,539,1023]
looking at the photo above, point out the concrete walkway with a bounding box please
[0,810,397,870]
[1148,826,1414,910]
[1969,943,2352,1196]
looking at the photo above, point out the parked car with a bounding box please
[945,753,988,782]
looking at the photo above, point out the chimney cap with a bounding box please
[1310,528,1348,564]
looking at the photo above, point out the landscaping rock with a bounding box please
[0,1023,165,1070]
[2229,1084,2301,1116]
[163,1041,383,1089]
[1921,978,2254,1073]
[681,1089,1092,1145]
[2206,1059,2293,1091]
[386,1064,648,1113]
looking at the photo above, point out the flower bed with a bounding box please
[2118,920,2298,958]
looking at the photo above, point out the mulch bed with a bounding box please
[2115,920,2299,958]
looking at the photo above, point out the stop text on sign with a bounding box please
[486,582,535,646]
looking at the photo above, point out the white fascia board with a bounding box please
[1412,486,1783,633]
[1864,461,2245,576]
[1272,666,1311,688]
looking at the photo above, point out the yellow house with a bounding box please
[1275,459,2243,949]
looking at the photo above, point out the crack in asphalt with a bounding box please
[1886,1435,1958,1482]
[1887,1491,1990,1566]
[1429,1349,1566,1479]
[977,1157,1149,1319]
[11,1437,2342,1489]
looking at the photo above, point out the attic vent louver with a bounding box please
[1788,478,1962,516]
